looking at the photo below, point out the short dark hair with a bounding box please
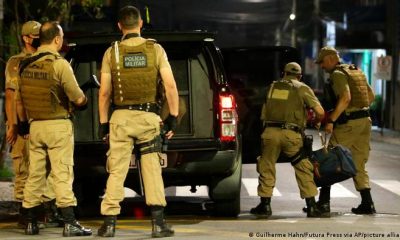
[39,21,60,44]
[118,6,141,29]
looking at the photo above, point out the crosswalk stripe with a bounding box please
[330,183,358,198]
[175,186,209,196]
[371,180,400,196]
[113,179,400,199]
[124,187,138,198]
[242,178,282,196]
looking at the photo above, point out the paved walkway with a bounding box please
[371,127,400,146]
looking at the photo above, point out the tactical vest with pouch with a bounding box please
[261,79,306,128]
[111,39,158,106]
[19,53,71,120]
[335,64,370,108]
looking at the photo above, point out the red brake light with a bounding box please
[218,93,238,142]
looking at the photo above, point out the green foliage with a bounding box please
[0,167,14,178]
[370,94,382,111]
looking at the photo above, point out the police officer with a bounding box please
[17,21,92,237]
[250,62,326,218]
[97,6,179,238]
[4,20,62,228]
[315,47,376,215]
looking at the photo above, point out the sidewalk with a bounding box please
[371,126,400,145]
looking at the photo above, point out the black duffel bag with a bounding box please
[311,144,356,187]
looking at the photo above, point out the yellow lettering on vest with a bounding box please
[271,89,289,100]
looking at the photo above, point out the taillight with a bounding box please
[218,93,238,142]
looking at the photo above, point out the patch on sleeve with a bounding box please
[123,54,147,68]
[271,89,289,100]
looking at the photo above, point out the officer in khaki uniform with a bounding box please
[4,20,62,228]
[315,46,376,215]
[97,6,179,238]
[17,21,92,237]
[250,62,326,218]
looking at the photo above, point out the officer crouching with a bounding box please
[250,62,327,218]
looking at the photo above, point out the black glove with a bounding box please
[163,114,177,133]
[75,104,88,111]
[98,122,109,139]
[18,121,30,136]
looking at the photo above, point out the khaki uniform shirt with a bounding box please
[281,75,321,110]
[101,36,171,74]
[5,49,30,91]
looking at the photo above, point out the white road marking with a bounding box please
[330,183,358,198]
[174,186,209,196]
[242,178,282,197]
[371,180,400,196]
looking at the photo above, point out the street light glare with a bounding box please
[289,13,296,20]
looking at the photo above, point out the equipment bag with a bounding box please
[311,132,356,187]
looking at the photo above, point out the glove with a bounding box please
[18,121,30,136]
[163,114,177,133]
[75,103,88,111]
[98,122,109,139]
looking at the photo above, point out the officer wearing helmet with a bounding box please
[314,46,376,216]
[4,20,62,229]
[250,62,326,218]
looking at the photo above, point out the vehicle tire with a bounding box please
[209,147,242,217]
[213,192,241,217]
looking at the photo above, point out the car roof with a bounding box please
[65,30,217,46]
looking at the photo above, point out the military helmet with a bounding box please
[284,62,302,75]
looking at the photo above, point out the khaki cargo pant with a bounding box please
[11,133,55,202]
[101,110,166,216]
[257,128,318,199]
[329,117,372,191]
[23,119,77,209]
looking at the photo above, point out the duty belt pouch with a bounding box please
[312,132,356,187]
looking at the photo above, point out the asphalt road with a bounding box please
[0,129,399,239]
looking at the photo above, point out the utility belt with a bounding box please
[31,115,72,121]
[114,102,159,114]
[265,122,304,134]
[336,109,370,125]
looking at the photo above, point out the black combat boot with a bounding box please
[305,197,328,218]
[151,206,174,238]
[250,197,272,218]
[317,186,331,217]
[351,189,376,214]
[302,186,330,217]
[60,207,92,237]
[17,203,28,229]
[24,206,41,235]
[43,199,64,227]
[97,215,117,237]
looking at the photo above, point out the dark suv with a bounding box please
[64,31,241,217]
[222,46,300,163]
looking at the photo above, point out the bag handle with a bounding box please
[318,130,329,153]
